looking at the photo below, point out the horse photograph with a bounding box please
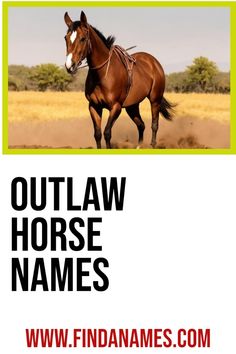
[6,5,231,151]
[64,11,175,149]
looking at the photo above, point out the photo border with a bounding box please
[2,1,236,155]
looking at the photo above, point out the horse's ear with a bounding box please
[64,12,72,28]
[80,11,88,28]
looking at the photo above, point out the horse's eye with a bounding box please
[80,37,86,42]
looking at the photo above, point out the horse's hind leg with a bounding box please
[89,103,102,148]
[150,101,161,148]
[126,104,145,147]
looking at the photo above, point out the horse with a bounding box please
[64,11,175,149]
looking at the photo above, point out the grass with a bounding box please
[8,91,230,123]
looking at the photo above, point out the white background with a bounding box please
[0,155,236,354]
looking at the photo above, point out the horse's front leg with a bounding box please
[89,103,103,149]
[104,103,122,148]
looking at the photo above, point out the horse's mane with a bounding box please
[91,26,115,49]
[69,21,115,49]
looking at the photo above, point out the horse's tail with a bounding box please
[160,97,176,120]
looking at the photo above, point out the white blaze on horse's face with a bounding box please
[70,31,77,44]
[66,53,73,70]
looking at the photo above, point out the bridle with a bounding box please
[68,26,92,72]
[80,27,92,60]
[71,25,112,73]
[70,25,136,82]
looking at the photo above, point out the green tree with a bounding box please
[8,65,37,91]
[212,72,230,93]
[30,64,72,91]
[186,56,219,92]
[166,72,189,93]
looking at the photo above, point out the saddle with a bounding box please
[107,45,136,99]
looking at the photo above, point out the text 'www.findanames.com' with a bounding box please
[25,328,211,349]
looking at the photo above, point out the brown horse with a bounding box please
[64,11,174,148]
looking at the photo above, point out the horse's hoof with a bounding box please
[150,138,156,146]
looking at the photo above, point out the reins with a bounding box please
[78,46,136,71]
[77,27,136,76]
[77,26,136,101]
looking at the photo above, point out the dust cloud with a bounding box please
[9,114,230,150]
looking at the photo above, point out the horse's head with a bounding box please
[64,11,91,74]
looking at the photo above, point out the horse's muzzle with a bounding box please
[66,61,82,75]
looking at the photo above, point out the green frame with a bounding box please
[2,1,236,155]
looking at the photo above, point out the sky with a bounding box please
[8,6,230,73]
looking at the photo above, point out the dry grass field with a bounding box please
[8,91,230,149]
